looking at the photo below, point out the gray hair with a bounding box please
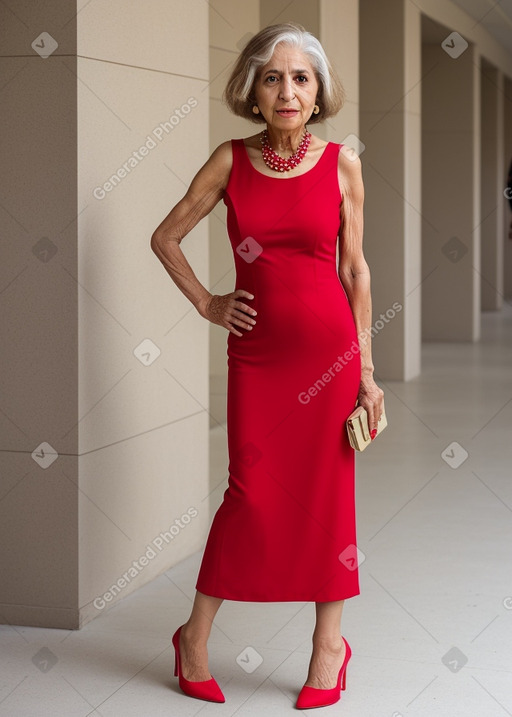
[223,22,345,124]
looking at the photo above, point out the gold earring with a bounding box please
[252,105,260,114]
[313,105,320,115]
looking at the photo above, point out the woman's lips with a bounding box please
[276,109,299,116]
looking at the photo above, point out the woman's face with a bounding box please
[253,44,319,131]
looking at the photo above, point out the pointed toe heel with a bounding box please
[296,637,351,710]
[172,625,225,703]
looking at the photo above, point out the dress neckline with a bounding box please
[239,138,332,180]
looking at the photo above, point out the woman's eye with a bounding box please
[265,74,307,83]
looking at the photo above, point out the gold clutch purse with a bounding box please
[346,402,387,451]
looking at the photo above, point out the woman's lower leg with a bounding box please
[178,590,223,681]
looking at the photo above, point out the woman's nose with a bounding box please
[279,78,295,101]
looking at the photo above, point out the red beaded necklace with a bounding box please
[260,128,312,172]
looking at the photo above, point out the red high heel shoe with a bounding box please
[296,636,351,710]
[171,625,225,703]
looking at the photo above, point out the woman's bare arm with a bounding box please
[150,141,257,336]
[337,149,373,371]
[150,141,230,312]
[337,148,384,431]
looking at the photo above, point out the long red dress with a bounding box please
[195,138,361,602]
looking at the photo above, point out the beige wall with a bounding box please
[0,1,211,629]
[261,0,319,43]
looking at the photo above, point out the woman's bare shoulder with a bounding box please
[337,144,363,196]
[210,139,234,169]
[204,140,235,190]
[337,144,363,177]
[337,144,362,169]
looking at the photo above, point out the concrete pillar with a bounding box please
[359,0,422,380]
[0,1,210,629]
[319,0,359,142]
[421,34,481,341]
[0,1,79,629]
[480,61,504,310]
[504,77,512,300]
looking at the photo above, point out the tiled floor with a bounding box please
[2,306,512,716]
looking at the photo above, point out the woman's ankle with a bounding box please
[181,621,210,647]
[311,632,344,652]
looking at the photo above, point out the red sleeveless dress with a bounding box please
[195,138,361,601]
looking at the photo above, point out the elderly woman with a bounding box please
[151,22,384,710]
